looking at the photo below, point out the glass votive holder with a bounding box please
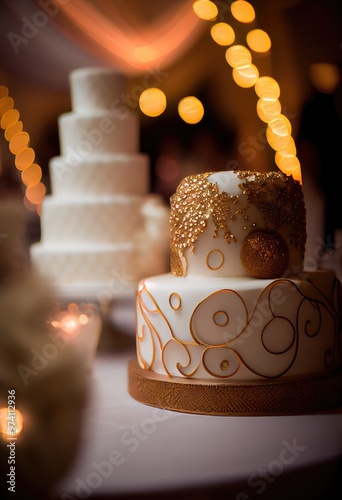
[47,302,102,375]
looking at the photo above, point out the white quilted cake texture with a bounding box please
[30,67,169,291]
[40,196,145,244]
[58,111,139,156]
[50,154,149,197]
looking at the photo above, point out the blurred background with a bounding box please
[0,0,341,262]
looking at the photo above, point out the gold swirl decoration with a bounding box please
[136,283,173,371]
[136,274,340,380]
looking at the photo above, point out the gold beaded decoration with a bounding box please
[236,170,306,257]
[169,170,306,277]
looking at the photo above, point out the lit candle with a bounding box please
[50,302,89,337]
[49,302,102,373]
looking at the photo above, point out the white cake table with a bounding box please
[54,350,342,499]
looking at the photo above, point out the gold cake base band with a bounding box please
[128,360,342,416]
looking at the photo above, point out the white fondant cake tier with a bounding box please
[170,171,306,279]
[30,242,138,290]
[70,67,125,112]
[50,154,149,197]
[136,271,341,382]
[58,111,139,156]
[39,195,144,244]
[30,67,169,295]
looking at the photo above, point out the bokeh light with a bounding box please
[232,64,259,88]
[231,1,255,23]
[139,88,167,117]
[254,76,280,100]
[246,29,271,53]
[9,131,30,154]
[0,408,24,438]
[14,147,35,170]
[1,109,20,129]
[1,86,45,210]
[5,120,23,141]
[178,96,204,124]
[21,163,43,187]
[210,23,235,46]
[266,125,291,151]
[309,63,340,93]
[0,96,14,117]
[275,153,301,177]
[225,44,252,68]
[275,136,297,158]
[192,0,218,21]
[25,181,46,205]
[256,98,282,122]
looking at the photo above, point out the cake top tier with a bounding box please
[70,67,125,113]
[170,170,306,279]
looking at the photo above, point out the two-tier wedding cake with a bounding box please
[30,67,169,297]
[129,170,342,415]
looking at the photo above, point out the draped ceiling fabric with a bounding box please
[0,0,205,89]
[36,0,204,74]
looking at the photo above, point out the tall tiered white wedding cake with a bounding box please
[30,67,169,297]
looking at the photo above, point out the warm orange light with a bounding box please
[0,407,24,438]
[231,1,255,23]
[1,109,20,130]
[246,29,271,53]
[254,76,280,101]
[178,96,204,124]
[21,163,42,187]
[210,23,235,46]
[0,96,14,117]
[1,85,45,209]
[256,98,282,122]
[266,124,291,151]
[275,153,301,182]
[139,88,167,117]
[275,137,297,159]
[25,181,46,205]
[9,131,30,154]
[309,63,340,93]
[134,46,156,62]
[269,114,292,134]
[232,64,259,88]
[14,147,35,170]
[193,0,218,21]
[5,120,23,141]
[225,45,252,68]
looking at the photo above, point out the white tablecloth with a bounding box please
[55,351,342,499]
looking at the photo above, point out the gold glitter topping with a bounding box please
[241,229,290,278]
[236,170,306,256]
[170,170,306,277]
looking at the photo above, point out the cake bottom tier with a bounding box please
[136,271,342,382]
[128,359,342,415]
[30,242,139,296]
